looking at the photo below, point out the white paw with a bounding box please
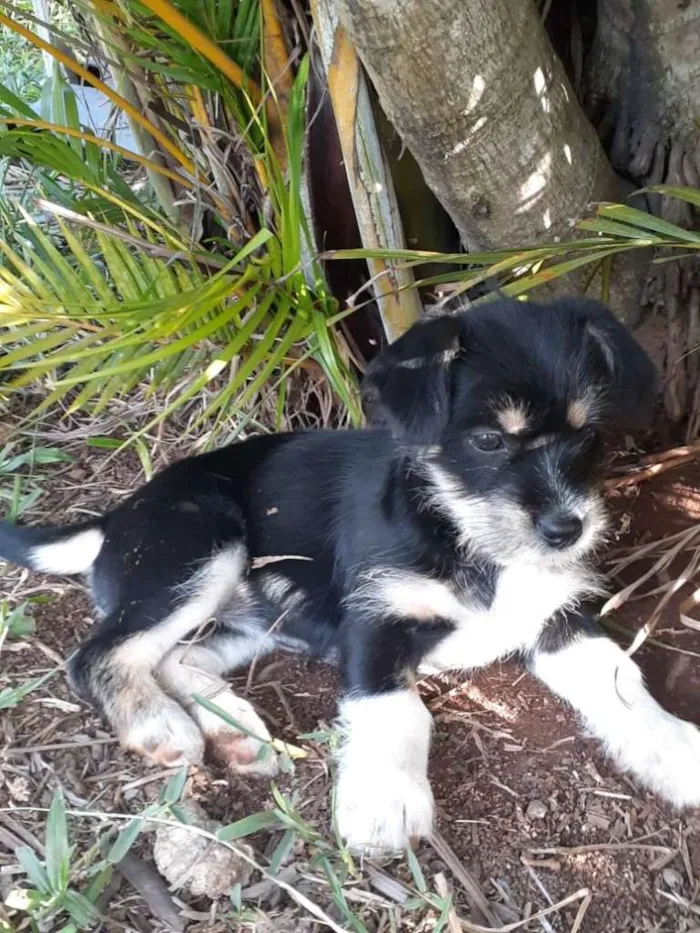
[122,698,205,768]
[335,765,435,855]
[617,714,700,810]
[195,690,280,778]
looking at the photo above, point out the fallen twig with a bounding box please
[250,554,314,569]
[530,841,672,856]
[429,829,499,927]
[605,439,700,489]
[4,737,118,756]
[461,887,591,933]
[609,439,700,473]
[0,814,44,855]
[520,862,556,933]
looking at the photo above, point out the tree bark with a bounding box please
[337,0,621,253]
[585,0,700,223]
[584,0,700,424]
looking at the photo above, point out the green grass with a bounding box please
[3,776,466,933]
[0,1,45,104]
[0,441,73,521]
[0,596,64,710]
[5,771,192,932]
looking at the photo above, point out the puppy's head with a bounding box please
[362,298,656,566]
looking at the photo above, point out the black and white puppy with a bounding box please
[2,298,698,854]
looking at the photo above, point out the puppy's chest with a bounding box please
[414,562,592,672]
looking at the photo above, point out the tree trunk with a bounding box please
[337,0,621,254]
[584,0,700,425]
[585,0,700,224]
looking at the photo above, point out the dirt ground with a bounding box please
[3,434,700,932]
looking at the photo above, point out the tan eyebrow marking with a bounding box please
[495,401,530,435]
[567,399,589,429]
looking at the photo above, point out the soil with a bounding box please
[3,440,700,932]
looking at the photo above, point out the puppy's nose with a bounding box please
[537,512,583,549]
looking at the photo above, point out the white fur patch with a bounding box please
[31,527,104,574]
[419,561,602,672]
[196,689,279,777]
[532,636,700,809]
[335,691,434,853]
[394,347,459,370]
[354,571,468,622]
[350,559,602,675]
[259,572,295,602]
[525,433,557,450]
[158,633,263,686]
[586,323,615,372]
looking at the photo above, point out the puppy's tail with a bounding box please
[0,518,106,575]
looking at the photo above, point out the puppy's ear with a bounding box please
[362,314,462,444]
[571,299,656,429]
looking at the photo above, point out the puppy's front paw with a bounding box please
[196,690,280,778]
[335,765,434,855]
[621,715,700,810]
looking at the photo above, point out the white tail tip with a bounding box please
[30,527,105,574]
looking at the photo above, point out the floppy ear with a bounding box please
[361,314,463,444]
[568,299,657,430]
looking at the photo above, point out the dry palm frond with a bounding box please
[603,523,700,654]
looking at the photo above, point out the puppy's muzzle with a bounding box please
[536,511,583,549]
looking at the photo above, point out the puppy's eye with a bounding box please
[470,431,504,452]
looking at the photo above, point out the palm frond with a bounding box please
[324,188,700,303]
[0,1,360,440]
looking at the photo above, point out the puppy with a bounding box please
[2,297,699,855]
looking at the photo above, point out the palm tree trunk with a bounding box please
[337,0,620,254]
[585,0,700,224]
[584,0,700,424]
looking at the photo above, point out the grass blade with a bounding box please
[16,846,50,895]
[106,818,144,864]
[217,811,281,841]
[45,790,70,894]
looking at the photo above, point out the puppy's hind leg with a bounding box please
[69,545,248,768]
[157,626,279,777]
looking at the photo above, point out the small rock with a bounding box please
[154,799,254,899]
[526,799,548,821]
[662,867,683,889]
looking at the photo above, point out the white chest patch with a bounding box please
[366,563,600,674]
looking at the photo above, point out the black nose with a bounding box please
[537,512,583,549]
